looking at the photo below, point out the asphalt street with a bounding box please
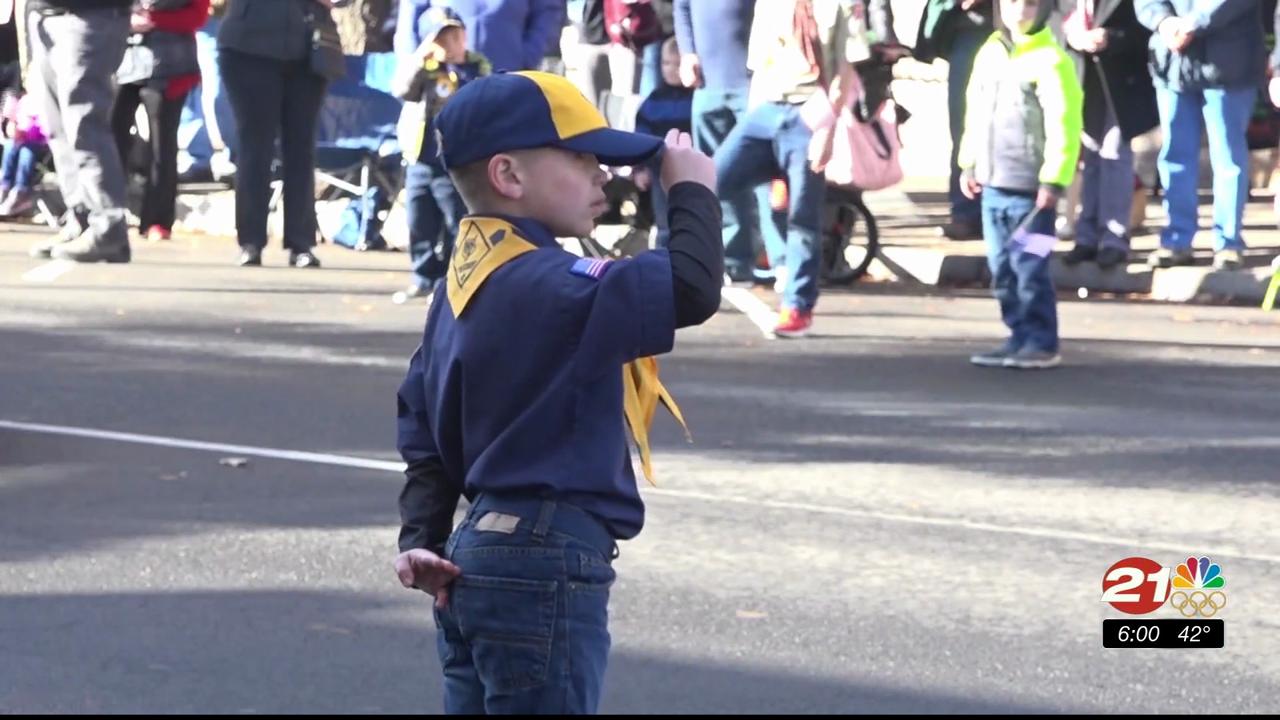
[2,224,1279,713]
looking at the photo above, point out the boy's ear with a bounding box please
[487,153,524,200]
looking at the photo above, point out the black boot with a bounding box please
[237,247,263,267]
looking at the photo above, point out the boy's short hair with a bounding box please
[448,160,492,211]
[661,37,679,58]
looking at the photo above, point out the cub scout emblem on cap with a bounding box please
[570,257,612,280]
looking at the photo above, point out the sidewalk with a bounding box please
[862,178,1280,306]
[163,178,1280,306]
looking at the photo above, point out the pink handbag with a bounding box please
[800,73,904,191]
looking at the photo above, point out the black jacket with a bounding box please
[857,0,900,120]
[217,0,346,62]
[914,0,995,64]
[1070,0,1160,141]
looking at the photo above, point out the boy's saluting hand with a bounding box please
[659,129,716,194]
[395,549,462,609]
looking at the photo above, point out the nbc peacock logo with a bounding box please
[1170,556,1226,618]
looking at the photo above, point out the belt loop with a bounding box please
[461,494,486,531]
[531,499,556,544]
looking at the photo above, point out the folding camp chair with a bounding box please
[269,52,405,247]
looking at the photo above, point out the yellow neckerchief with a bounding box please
[446,216,690,485]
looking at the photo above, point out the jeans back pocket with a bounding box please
[451,574,558,693]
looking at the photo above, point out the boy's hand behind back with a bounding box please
[659,129,716,194]
[395,549,461,609]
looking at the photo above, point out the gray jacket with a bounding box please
[217,0,350,61]
[1134,0,1266,91]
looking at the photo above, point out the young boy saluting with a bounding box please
[393,71,723,714]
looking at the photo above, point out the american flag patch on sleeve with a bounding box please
[570,257,613,280]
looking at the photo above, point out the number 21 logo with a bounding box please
[1101,556,1171,614]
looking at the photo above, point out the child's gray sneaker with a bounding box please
[1003,348,1062,370]
[970,345,1018,368]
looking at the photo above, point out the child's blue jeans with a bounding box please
[981,187,1059,354]
[1,140,41,191]
[406,158,468,289]
[435,494,616,714]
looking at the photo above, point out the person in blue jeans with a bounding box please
[0,92,49,218]
[390,7,490,303]
[715,0,864,339]
[674,0,786,287]
[959,0,1082,369]
[393,72,723,714]
[1135,0,1266,271]
[915,0,994,241]
[177,14,237,183]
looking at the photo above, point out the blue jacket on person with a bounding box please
[1134,0,1267,91]
[672,0,754,91]
[394,0,565,73]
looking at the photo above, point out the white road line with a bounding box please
[21,260,76,283]
[4,418,1278,565]
[0,420,403,472]
[721,287,776,339]
[646,487,1280,565]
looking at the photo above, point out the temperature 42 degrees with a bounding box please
[1101,557,1171,615]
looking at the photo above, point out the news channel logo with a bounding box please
[1101,556,1226,617]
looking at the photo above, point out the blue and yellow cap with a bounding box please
[433,71,664,170]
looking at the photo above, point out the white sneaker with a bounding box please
[0,187,17,217]
[211,150,237,182]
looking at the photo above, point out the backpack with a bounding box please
[603,0,661,50]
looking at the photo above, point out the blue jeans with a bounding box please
[717,101,825,311]
[1,141,41,190]
[179,19,237,169]
[1154,84,1255,252]
[982,187,1059,353]
[435,494,617,714]
[691,86,785,279]
[947,27,986,223]
[406,159,467,288]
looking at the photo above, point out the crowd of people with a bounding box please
[4,0,1280,350]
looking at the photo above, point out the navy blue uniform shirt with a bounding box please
[396,215,676,539]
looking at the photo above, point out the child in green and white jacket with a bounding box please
[958,0,1082,370]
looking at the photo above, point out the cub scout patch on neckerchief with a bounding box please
[446,217,537,316]
[570,257,612,280]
